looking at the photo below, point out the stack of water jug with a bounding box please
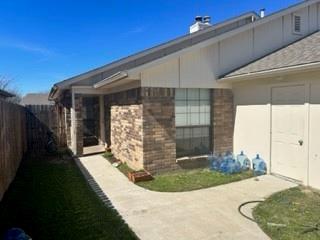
[209,151,266,175]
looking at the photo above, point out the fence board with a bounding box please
[0,99,27,201]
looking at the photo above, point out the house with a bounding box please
[49,0,320,189]
[0,89,15,100]
[21,93,54,106]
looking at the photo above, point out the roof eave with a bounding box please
[93,71,128,89]
[219,62,320,83]
[48,85,59,101]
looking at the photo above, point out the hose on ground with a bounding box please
[238,200,264,222]
[238,200,320,234]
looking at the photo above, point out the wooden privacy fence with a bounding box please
[0,102,66,201]
[25,104,66,153]
[0,99,27,200]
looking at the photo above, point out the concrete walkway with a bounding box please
[77,155,297,240]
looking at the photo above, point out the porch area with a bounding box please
[71,92,106,156]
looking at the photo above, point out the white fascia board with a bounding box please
[93,71,128,89]
[219,62,320,83]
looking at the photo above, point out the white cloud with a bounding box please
[0,38,56,56]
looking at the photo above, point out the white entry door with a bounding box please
[271,85,306,182]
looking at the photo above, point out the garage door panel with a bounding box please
[271,85,306,182]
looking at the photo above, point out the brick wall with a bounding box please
[141,88,177,173]
[74,94,83,155]
[110,105,143,170]
[212,89,234,154]
[103,87,234,174]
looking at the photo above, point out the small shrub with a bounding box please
[103,151,114,159]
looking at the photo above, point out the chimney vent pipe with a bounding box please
[203,16,211,24]
[195,16,203,22]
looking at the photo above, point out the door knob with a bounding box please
[298,140,303,146]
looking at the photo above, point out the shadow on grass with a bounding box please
[0,151,138,240]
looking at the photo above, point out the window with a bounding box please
[175,89,211,157]
[293,14,301,34]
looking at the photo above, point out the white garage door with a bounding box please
[271,85,306,182]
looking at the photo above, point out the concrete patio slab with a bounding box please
[77,154,297,240]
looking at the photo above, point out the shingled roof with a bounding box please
[222,30,320,79]
[0,89,15,99]
[21,93,53,106]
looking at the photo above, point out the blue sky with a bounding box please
[0,0,300,95]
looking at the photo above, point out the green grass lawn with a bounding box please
[136,168,254,192]
[0,152,138,240]
[253,186,320,240]
[103,155,254,192]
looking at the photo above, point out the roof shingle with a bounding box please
[21,93,53,106]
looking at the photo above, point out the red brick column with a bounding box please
[142,88,177,173]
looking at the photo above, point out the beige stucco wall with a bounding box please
[232,70,320,189]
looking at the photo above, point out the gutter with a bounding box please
[218,62,320,83]
[93,71,128,89]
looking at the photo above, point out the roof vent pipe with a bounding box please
[203,16,211,25]
[260,8,266,18]
[195,16,203,23]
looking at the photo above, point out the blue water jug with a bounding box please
[229,160,241,174]
[208,153,218,171]
[252,154,267,176]
[219,152,241,174]
[223,151,234,161]
[220,152,233,173]
[236,151,251,170]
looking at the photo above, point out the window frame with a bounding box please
[175,89,212,158]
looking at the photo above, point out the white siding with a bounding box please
[140,3,320,89]
[141,58,179,88]
[141,44,231,89]
[308,4,319,32]
[179,45,220,88]
[219,30,254,75]
[254,18,284,58]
